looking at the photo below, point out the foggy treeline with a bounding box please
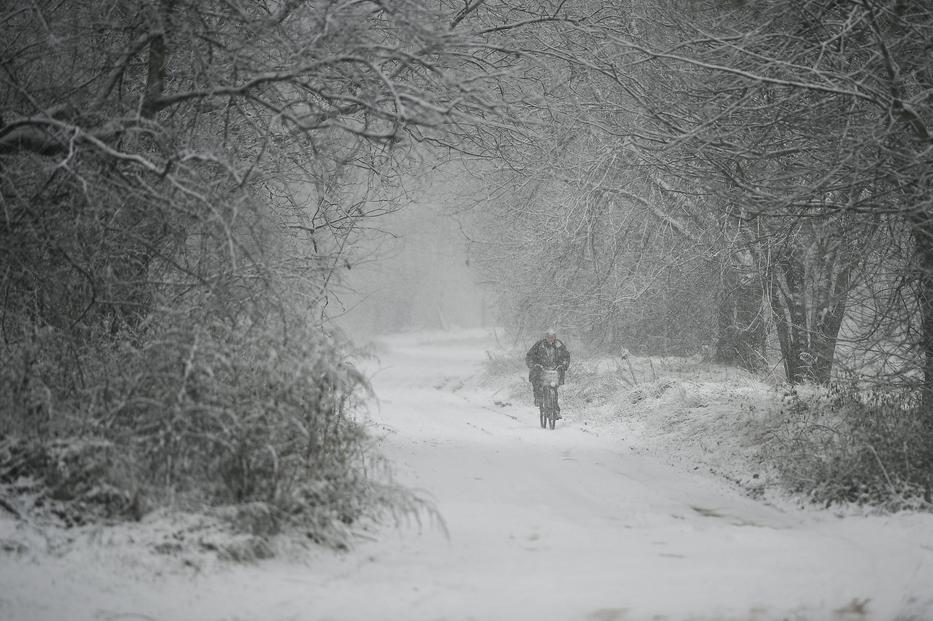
[335,169,490,339]
[2,1,932,532]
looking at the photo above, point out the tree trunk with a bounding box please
[811,264,850,383]
[771,250,808,383]
[770,243,850,385]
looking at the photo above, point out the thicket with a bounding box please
[767,384,932,511]
[465,131,723,355]
[0,307,398,542]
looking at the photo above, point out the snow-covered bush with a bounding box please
[0,307,414,546]
[765,384,932,510]
[0,436,142,525]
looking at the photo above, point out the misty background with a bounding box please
[334,162,490,341]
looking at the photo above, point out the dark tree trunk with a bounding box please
[771,250,809,383]
[770,243,851,385]
[811,263,850,383]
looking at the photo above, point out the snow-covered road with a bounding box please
[339,332,933,621]
[2,330,933,620]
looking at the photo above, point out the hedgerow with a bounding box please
[0,306,421,547]
[764,383,933,511]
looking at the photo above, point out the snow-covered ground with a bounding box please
[2,329,933,621]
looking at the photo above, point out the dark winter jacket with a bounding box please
[525,338,570,384]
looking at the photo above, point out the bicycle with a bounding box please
[537,367,560,430]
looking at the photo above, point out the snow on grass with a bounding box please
[483,346,843,510]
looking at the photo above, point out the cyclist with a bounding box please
[525,328,570,418]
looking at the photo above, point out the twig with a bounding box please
[0,495,22,519]
[867,444,896,495]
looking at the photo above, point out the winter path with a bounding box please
[2,330,933,621]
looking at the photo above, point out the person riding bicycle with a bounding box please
[525,328,570,418]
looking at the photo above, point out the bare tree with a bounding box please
[561,1,932,392]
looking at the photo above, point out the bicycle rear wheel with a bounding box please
[543,388,558,430]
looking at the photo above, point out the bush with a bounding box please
[0,435,142,525]
[0,307,420,547]
[765,383,933,510]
